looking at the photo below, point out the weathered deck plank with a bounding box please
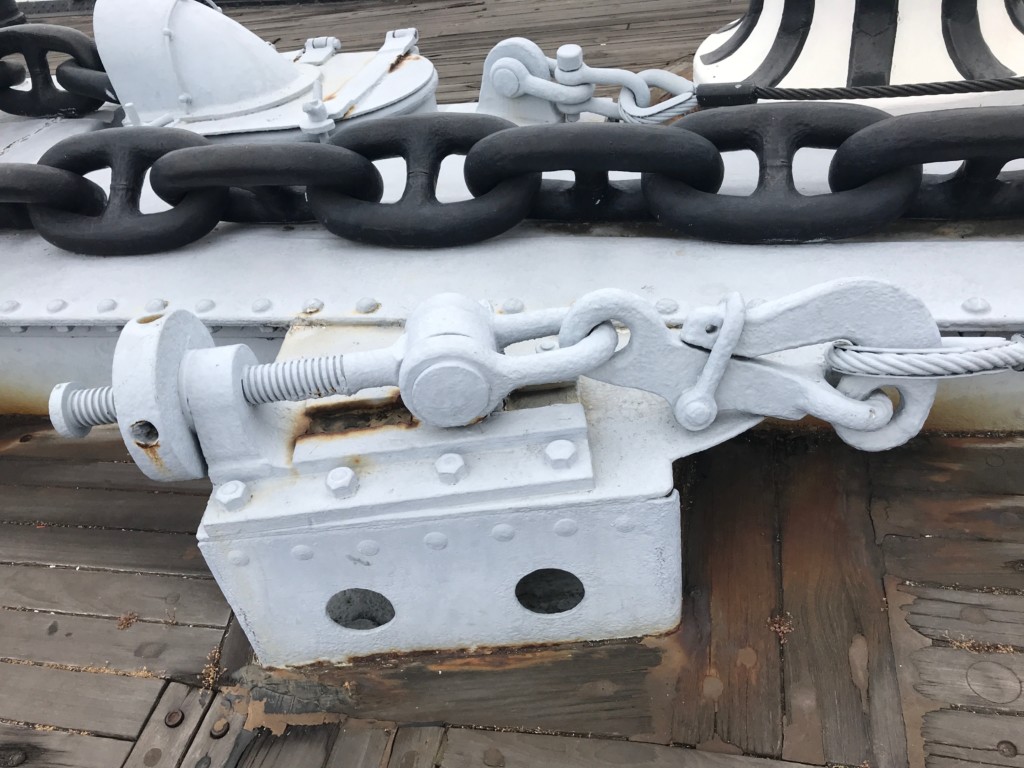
[923,709,1024,767]
[179,692,255,768]
[324,720,396,768]
[777,441,907,768]
[0,609,225,681]
[0,662,165,738]
[123,683,216,768]
[682,439,783,756]
[902,585,1024,649]
[387,727,446,768]
[238,723,341,767]
[440,728,816,768]
[913,647,1024,712]
[0,563,230,625]
[0,722,133,768]
[0,523,209,575]
[883,537,1024,591]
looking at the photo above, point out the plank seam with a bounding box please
[0,604,227,630]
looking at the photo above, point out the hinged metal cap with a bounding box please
[93,0,318,125]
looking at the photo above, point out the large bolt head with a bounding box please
[544,440,577,469]
[435,453,468,485]
[214,480,251,511]
[326,466,358,498]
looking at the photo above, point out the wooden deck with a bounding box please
[29,0,741,102]
[1,419,1023,768]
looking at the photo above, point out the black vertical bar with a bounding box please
[942,0,1014,79]
[847,0,899,85]
[700,1,765,66]
[745,0,816,86]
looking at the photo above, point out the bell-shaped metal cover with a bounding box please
[94,0,317,124]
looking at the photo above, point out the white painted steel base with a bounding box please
[200,489,681,667]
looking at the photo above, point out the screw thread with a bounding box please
[242,355,348,405]
[69,386,117,427]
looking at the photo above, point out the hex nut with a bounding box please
[326,466,358,498]
[544,439,578,469]
[214,480,251,511]
[435,453,468,485]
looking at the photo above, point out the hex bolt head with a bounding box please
[544,439,578,469]
[326,466,358,498]
[214,480,251,511]
[164,709,185,728]
[435,453,468,485]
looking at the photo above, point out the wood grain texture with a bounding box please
[777,441,907,768]
[0,722,132,768]
[883,537,1024,591]
[0,661,164,738]
[0,609,225,681]
[123,683,216,768]
[924,709,1024,767]
[871,492,1024,543]
[913,647,1024,711]
[0,523,209,575]
[902,585,1024,648]
[387,727,445,768]
[243,636,672,740]
[0,484,205,532]
[239,723,340,768]
[0,563,229,625]
[869,436,1024,497]
[0,457,210,495]
[440,728,816,768]
[685,438,783,756]
[179,692,255,768]
[324,720,396,768]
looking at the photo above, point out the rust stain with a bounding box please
[244,697,345,736]
[299,393,419,442]
[388,52,420,72]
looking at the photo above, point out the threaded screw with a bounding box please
[50,352,381,438]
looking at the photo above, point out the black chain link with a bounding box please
[4,25,1024,255]
[0,25,108,117]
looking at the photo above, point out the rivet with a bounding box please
[0,300,19,313]
[178,93,192,105]
[501,298,525,314]
[53,326,72,333]
[105,325,122,333]
[326,466,358,498]
[195,299,215,313]
[164,709,185,728]
[303,298,324,314]
[997,741,1018,758]
[613,516,635,533]
[554,518,579,537]
[435,453,468,485]
[146,299,169,312]
[962,297,991,315]
[252,298,272,313]
[544,439,578,469]
[162,27,173,38]
[357,539,380,556]
[46,299,67,313]
[655,298,678,315]
[227,550,249,567]
[355,297,380,314]
[291,544,314,561]
[97,299,117,313]
[424,532,449,550]
[209,718,230,739]
[492,523,516,542]
[214,480,250,511]
[536,339,558,353]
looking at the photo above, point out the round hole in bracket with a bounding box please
[515,568,585,614]
[326,588,395,630]
[129,420,159,447]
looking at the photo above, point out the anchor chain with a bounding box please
[4,26,1024,253]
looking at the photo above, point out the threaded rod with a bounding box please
[241,355,349,405]
[68,386,117,428]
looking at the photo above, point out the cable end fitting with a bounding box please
[695,82,759,108]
